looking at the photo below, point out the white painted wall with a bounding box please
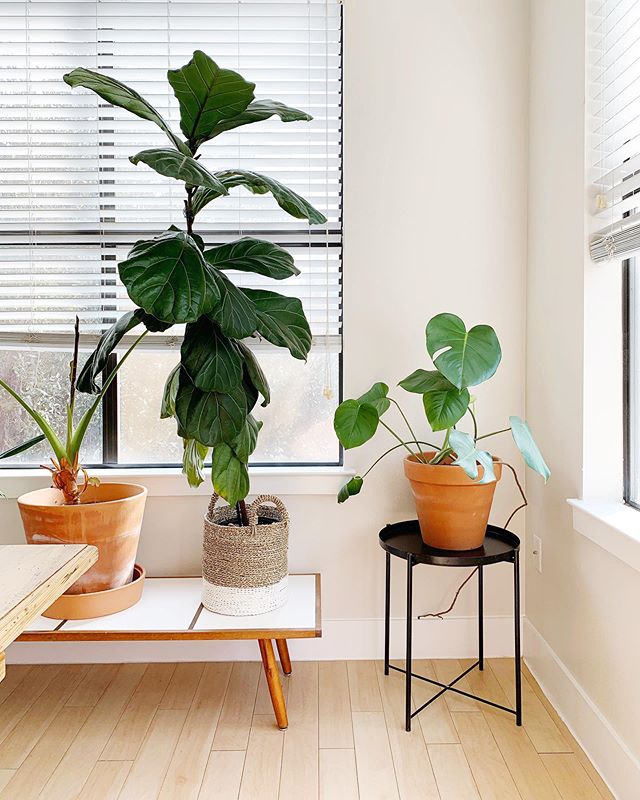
[1,0,530,659]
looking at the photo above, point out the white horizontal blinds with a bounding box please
[0,0,342,340]
[589,0,640,262]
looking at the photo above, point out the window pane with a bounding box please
[117,349,340,465]
[627,259,640,504]
[0,349,102,465]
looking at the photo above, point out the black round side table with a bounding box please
[379,520,522,732]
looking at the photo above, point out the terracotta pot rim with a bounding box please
[405,452,502,466]
[17,482,148,509]
[404,452,502,487]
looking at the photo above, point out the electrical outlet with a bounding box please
[533,535,542,573]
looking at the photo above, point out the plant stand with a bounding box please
[379,521,521,732]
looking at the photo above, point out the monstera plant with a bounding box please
[334,313,550,550]
[64,51,324,515]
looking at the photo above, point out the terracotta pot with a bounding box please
[17,483,147,594]
[43,564,146,620]
[404,453,502,550]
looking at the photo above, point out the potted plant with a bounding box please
[334,313,550,550]
[0,319,148,616]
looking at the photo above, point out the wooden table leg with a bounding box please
[258,638,288,730]
[276,638,292,675]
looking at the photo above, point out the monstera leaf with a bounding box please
[167,51,255,146]
[174,372,248,447]
[211,443,250,505]
[237,341,271,407]
[426,313,502,390]
[119,230,207,324]
[510,416,550,482]
[181,317,243,393]
[205,99,312,138]
[242,288,312,360]
[357,383,391,415]
[207,270,258,339]
[337,476,364,503]
[449,430,496,484]
[130,149,229,193]
[63,68,190,155]
[192,170,327,224]
[204,238,299,280]
[334,399,379,450]
[399,368,469,431]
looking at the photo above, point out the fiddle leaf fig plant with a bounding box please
[334,313,550,502]
[64,50,323,513]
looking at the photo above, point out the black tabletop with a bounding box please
[379,520,520,566]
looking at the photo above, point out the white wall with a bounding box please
[526,1,640,797]
[2,0,530,660]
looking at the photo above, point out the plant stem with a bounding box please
[476,427,511,442]
[69,315,80,414]
[361,440,439,478]
[429,428,452,464]
[389,398,425,462]
[379,419,418,458]
[236,500,249,526]
[495,460,528,529]
[185,186,195,234]
[468,405,478,441]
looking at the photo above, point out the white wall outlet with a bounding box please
[533,535,543,573]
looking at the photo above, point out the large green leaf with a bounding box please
[212,442,250,505]
[0,434,46,460]
[426,313,502,389]
[63,67,189,155]
[510,416,551,482]
[167,51,255,146]
[175,372,248,447]
[119,230,207,324]
[422,386,470,431]
[449,430,496,484]
[181,317,243,392]
[237,341,271,407]
[160,364,180,419]
[182,439,209,488]
[207,270,258,339]
[334,399,379,450]
[242,288,312,360]
[357,383,391,415]
[204,237,299,280]
[192,170,327,224]
[130,149,229,193]
[205,99,312,138]
[399,369,451,394]
[230,414,263,462]
[337,476,364,503]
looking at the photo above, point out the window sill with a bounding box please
[567,498,640,573]
[0,466,354,499]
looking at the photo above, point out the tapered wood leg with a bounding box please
[258,639,288,730]
[276,638,292,675]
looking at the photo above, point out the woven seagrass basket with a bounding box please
[202,493,289,616]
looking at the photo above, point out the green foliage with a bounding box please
[333,314,549,506]
[66,51,321,505]
[0,435,46,460]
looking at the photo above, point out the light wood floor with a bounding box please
[0,658,613,800]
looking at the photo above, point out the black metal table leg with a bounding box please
[405,554,413,732]
[514,550,522,725]
[384,552,391,676]
[478,565,484,671]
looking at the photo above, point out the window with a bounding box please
[0,0,343,467]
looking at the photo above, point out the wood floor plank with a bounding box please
[352,711,400,800]
[484,712,562,800]
[319,749,359,800]
[452,712,521,800]
[412,660,459,744]
[157,662,232,800]
[279,661,319,800]
[0,772,14,793]
[197,750,245,800]
[212,661,260,751]
[101,662,175,760]
[347,660,383,712]
[0,665,61,745]
[460,660,513,718]
[119,709,187,800]
[434,660,480,712]
[0,706,91,800]
[428,743,481,800]
[39,663,146,800]
[66,663,119,707]
[0,663,88,769]
[159,662,205,710]
[319,661,353,748]
[0,666,32,707]
[375,662,440,799]
[540,754,605,800]
[238,715,284,800]
[254,661,289,715]
[521,664,615,800]
[76,761,132,800]
[490,659,569,753]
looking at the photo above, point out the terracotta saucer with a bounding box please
[43,564,145,620]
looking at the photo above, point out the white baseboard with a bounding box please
[6,614,517,665]
[524,618,640,800]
